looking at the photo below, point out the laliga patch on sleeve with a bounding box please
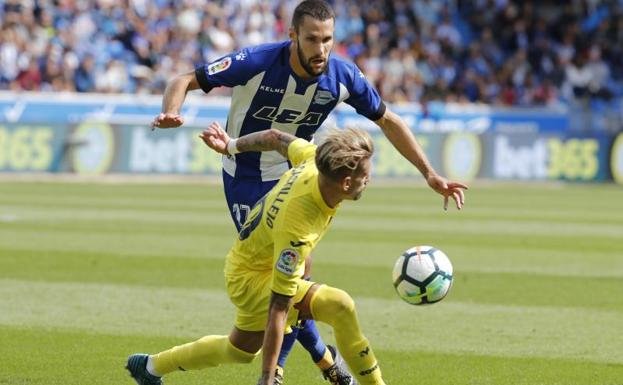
[207,57,232,75]
[276,249,299,276]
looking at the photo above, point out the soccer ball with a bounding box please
[392,246,453,305]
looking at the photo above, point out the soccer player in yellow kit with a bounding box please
[126,122,467,385]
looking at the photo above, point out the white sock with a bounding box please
[146,356,162,377]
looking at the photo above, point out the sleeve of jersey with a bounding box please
[344,64,387,121]
[272,231,312,297]
[194,48,262,93]
[287,138,317,167]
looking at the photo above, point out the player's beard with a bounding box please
[297,38,328,77]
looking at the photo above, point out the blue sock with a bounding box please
[277,327,300,368]
[277,320,328,367]
[296,319,327,363]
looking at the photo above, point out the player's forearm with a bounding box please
[375,109,437,179]
[260,293,291,384]
[235,129,296,157]
[260,319,286,384]
[161,72,198,114]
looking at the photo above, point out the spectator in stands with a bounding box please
[16,58,42,91]
[0,0,622,110]
[74,54,96,93]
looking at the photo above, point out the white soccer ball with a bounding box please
[392,245,453,305]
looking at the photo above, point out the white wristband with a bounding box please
[226,138,240,155]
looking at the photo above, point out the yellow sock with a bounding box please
[310,285,386,385]
[150,335,258,375]
[315,347,335,370]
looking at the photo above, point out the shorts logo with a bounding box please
[276,249,299,275]
[208,57,232,75]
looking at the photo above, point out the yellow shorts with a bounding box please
[225,269,315,332]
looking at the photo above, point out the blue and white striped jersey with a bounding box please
[195,41,386,181]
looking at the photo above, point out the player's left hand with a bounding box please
[199,121,230,155]
[426,174,468,210]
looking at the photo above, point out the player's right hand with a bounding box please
[151,113,184,130]
[199,121,230,155]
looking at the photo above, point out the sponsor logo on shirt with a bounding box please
[276,249,299,275]
[207,57,232,75]
[253,106,322,126]
[313,90,335,105]
[260,85,285,94]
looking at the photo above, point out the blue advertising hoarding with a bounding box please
[0,92,618,182]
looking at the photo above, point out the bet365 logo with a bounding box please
[253,106,322,126]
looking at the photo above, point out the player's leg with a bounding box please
[151,328,261,374]
[278,255,327,367]
[297,284,386,385]
[293,319,326,364]
[126,328,261,384]
[276,319,347,372]
[126,266,270,384]
[222,171,276,231]
[276,324,300,368]
[278,257,356,385]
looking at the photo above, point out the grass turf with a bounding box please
[0,181,622,385]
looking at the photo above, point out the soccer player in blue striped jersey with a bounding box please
[149,1,467,384]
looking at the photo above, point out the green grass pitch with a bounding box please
[0,180,622,385]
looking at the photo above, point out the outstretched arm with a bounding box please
[199,122,296,158]
[375,108,468,210]
[257,292,292,385]
[151,71,201,129]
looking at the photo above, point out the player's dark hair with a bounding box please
[292,0,335,31]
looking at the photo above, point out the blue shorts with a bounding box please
[222,171,278,232]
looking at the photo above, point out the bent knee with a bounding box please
[226,341,259,364]
[232,352,256,364]
[315,286,355,317]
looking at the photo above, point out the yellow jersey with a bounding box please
[224,138,337,297]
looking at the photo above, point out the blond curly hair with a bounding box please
[315,128,374,180]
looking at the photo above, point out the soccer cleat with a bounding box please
[126,354,163,385]
[274,366,284,385]
[323,345,358,385]
[255,366,284,385]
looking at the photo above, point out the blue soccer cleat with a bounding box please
[126,354,163,385]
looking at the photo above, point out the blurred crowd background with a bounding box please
[1,0,623,111]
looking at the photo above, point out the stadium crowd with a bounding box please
[1,0,623,108]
